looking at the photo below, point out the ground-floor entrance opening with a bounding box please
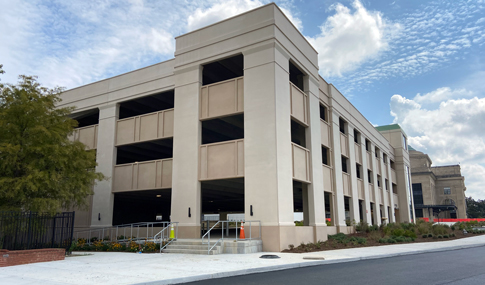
[293,181,310,226]
[370,202,375,225]
[201,178,244,237]
[359,200,364,223]
[324,192,334,225]
[112,189,172,225]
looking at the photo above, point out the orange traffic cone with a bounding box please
[239,222,246,240]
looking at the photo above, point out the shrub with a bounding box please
[368,231,382,241]
[451,226,456,231]
[356,221,369,233]
[295,221,304,226]
[356,237,367,245]
[328,233,347,242]
[428,233,433,238]
[388,239,397,244]
[450,233,455,237]
[394,236,405,243]
[289,244,295,250]
[432,225,448,236]
[326,220,331,226]
[403,230,417,239]
[392,229,405,237]
[438,235,443,239]
[422,234,428,238]
[443,235,449,238]
[378,238,388,243]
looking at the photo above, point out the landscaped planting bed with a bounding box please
[282,220,485,253]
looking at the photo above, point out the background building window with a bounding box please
[339,118,346,134]
[444,187,451,195]
[341,156,348,173]
[412,183,423,205]
[322,146,330,166]
[320,104,327,122]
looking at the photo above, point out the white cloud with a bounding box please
[0,0,178,89]
[328,1,485,95]
[307,0,400,77]
[413,87,473,104]
[187,0,264,31]
[390,87,485,199]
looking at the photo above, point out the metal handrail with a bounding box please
[157,222,178,253]
[202,221,223,254]
[201,220,262,254]
[74,221,169,243]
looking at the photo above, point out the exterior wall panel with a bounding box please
[292,143,311,183]
[290,83,308,126]
[113,158,173,192]
[200,77,244,120]
[70,125,98,150]
[199,139,244,180]
[116,109,174,146]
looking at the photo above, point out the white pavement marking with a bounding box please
[0,235,484,285]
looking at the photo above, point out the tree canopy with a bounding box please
[466,196,485,218]
[0,65,104,213]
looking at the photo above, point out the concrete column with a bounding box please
[243,44,294,251]
[386,159,396,223]
[347,125,360,224]
[304,75,327,240]
[304,76,326,225]
[171,65,202,238]
[380,157,390,223]
[330,111,346,228]
[91,103,118,227]
[360,139,372,224]
[370,145,382,226]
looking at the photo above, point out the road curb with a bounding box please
[134,242,485,285]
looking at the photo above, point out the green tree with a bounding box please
[466,196,485,218]
[0,66,104,213]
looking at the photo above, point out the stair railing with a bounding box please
[74,221,169,243]
[156,222,179,253]
[201,221,224,254]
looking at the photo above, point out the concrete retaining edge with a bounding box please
[134,242,485,285]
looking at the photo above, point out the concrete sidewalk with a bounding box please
[1,235,484,285]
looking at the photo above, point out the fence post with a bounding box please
[69,211,75,250]
[27,211,33,249]
[51,216,57,248]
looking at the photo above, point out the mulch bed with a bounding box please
[282,230,484,253]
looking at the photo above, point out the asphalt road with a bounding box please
[185,246,485,285]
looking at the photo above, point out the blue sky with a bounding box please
[1,0,485,199]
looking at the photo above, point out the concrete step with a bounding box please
[165,244,219,250]
[169,240,219,246]
[162,248,220,255]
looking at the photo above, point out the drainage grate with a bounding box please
[260,255,280,259]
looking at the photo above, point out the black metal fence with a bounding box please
[0,211,75,251]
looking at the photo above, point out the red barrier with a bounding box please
[437,218,485,223]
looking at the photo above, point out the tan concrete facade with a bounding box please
[410,149,467,220]
[60,4,415,251]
